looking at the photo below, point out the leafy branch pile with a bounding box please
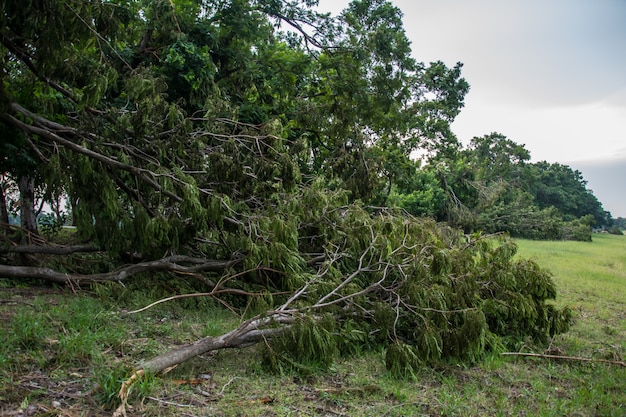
[1,0,574,386]
[255,203,573,377]
[120,199,571,380]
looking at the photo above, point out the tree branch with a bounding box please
[1,244,100,255]
[1,105,183,203]
[0,255,240,284]
[0,32,77,102]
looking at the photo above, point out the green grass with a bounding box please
[515,233,626,306]
[515,233,626,359]
[0,234,624,416]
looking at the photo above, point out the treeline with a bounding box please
[389,133,610,241]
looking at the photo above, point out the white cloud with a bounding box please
[453,98,626,162]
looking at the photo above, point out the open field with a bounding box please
[0,234,624,416]
[515,233,626,371]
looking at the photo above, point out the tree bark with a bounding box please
[139,315,291,373]
[113,315,291,417]
[18,175,38,236]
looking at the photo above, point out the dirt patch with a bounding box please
[0,286,67,299]
[0,367,110,417]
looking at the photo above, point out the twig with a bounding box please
[219,377,243,396]
[501,352,626,367]
[316,385,381,394]
[146,396,193,408]
[125,289,262,315]
[114,369,145,417]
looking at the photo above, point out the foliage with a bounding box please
[613,217,626,230]
[386,163,445,217]
[37,211,68,239]
[0,0,576,377]
[261,207,571,372]
[401,133,607,240]
[560,215,594,241]
[263,314,338,374]
[527,161,608,225]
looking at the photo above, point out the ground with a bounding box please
[2,233,625,416]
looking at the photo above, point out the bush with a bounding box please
[38,212,68,239]
[559,215,593,241]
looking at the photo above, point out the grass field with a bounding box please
[515,233,626,362]
[0,234,624,416]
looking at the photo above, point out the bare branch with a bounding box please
[316,246,376,305]
[125,287,271,315]
[138,313,295,373]
[1,244,100,255]
[0,255,240,284]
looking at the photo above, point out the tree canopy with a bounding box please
[388,132,609,240]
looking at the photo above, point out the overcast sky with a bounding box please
[316,0,626,217]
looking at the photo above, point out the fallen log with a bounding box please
[114,312,294,417]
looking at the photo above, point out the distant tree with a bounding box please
[466,132,531,182]
[526,162,608,226]
[418,133,606,239]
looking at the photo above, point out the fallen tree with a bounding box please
[108,206,571,415]
[0,187,572,379]
[0,3,573,414]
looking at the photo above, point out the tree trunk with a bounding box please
[18,175,38,236]
[139,318,289,373]
[114,316,289,417]
[0,180,9,229]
